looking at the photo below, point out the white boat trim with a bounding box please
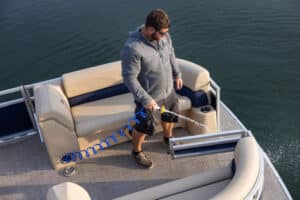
[263,149,293,199]
[220,101,247,131]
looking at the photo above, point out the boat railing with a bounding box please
[0,88,35,145]
[0,86,27,109]
[0,78,61,145]
[0,77,61,108]
[21,85,45,143]
[169,129,248,159]
[210,78,221,132]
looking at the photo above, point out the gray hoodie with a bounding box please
[120,26,181,106]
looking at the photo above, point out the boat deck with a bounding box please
[0,102,290,199]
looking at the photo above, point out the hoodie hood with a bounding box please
[128,24,151,44]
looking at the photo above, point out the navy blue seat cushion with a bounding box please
[69,84,208,108]
[176,86,209,107]
[69,83,129,107]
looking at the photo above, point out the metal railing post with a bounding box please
[210,78,221,132]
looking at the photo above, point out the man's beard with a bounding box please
[150,33,159,41]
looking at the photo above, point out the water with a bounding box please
[1,0,299,198]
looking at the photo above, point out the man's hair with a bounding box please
[145,9,171,31]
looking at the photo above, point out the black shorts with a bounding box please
[133,90,179,136]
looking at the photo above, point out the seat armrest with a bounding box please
[34,84,74,131]
[34,83,79,169]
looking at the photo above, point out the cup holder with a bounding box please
[188,105,217,134]
[200,105,212,113]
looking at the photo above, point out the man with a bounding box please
[121,9,183,168]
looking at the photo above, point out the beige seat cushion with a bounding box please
[62,61,122,98]
[46,182,91,200]
[62,59,210,99]
[71,93,135,137]
[71,93,191,137]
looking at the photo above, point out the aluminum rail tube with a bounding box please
[172,144,236,159]
[0,129,37,147]
[0,86,22,96]
[0,77,61,97]
[170,129,245,144]
[0,98,24,109]
[210,78,221,132]
[172,136,241,151]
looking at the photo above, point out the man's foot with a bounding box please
[163,136,173,145]
[132,150,153,169]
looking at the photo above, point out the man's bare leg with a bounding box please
[131,129,153,168]
[161,121,174,138]
[132,129,146,152]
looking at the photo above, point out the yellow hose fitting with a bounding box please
[161,105,166,114]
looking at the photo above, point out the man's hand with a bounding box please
[145,99,158,111]
[175,78,183,90]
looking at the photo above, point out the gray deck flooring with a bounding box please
[0,103,290,200]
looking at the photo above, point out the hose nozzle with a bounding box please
[154,105,166,114]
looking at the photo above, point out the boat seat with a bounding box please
[71,93,191,137]
[62,59,207,137]
[34,58,211,170]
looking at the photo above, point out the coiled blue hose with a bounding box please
[61,108,147,163]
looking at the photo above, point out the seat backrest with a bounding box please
[62,59,210,107]
[176,59,211,108]
[62,61,122,98]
